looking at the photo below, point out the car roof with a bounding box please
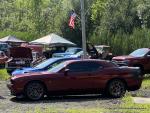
[95,45,110,48]
[64,59,110,64]
[67,47,82,49]
[46,57,78,62]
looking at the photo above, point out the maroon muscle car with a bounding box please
[7,59,143,100]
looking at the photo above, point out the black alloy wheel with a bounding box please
[25,82,45,100]
[107,79,126,98]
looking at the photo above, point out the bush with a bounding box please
[90,28,150,55]
[0,69,9,80]
[0,30,37,41]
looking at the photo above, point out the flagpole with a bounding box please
[80,0,87,59]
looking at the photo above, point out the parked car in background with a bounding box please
[7,59,142,100]
[6,47,33,74]
[0,51,8,68]
[21,44,43,62]
[12,57,78,76]
[0,42,10,55]
[52,47,82,58]
[43,45,67,58]
[112,48,150,74]
[95,45,113,60]
[43,43,99,59]
[68,51,90,58]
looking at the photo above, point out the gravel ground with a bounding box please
[0,81,123,113]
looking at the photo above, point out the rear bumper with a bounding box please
[127,85,141,91]
[127,78,143,91]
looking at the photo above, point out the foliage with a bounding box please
[0,0,74,38]
[1,0,150,54]
[89,0,150,55]
[0,30,37,41]
[90,28,150,55]
[142,74,150,89]
[0,69,9,80]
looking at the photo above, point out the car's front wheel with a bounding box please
[25,82,45,100]
[106,79,126,98]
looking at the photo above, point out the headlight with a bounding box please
[112,60,129,65]
[123,60,129,64]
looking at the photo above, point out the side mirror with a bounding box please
[64,68,69,76]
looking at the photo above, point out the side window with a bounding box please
[67,62,84,72]
[89,62,103,71]
[67,62,102,72]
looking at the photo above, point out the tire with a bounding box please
[106,79,126,98]
[25,82,45,100]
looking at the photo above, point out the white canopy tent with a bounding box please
[30,33,76,46]
[0,35,26,43]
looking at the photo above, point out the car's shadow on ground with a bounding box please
[10,94,114,104]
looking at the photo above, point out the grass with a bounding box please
[11,107,104,113]
[0,69,9,80]
[109,74,150,113]
[110,93,150,113]
[142,74,150,89]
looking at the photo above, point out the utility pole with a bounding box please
[80,0,87,59]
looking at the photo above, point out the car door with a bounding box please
[65,61,102,91]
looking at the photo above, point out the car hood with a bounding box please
[112,55,134,61]
[11,71,53,79]
[9,47,32,59]
[12,67,41,76]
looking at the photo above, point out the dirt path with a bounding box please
[0,81,123,113]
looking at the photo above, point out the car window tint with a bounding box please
[67,62,102,72]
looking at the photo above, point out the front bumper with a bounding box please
[7,81,23,96]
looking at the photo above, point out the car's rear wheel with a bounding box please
[106,79,126,98]
[25,82,45,100]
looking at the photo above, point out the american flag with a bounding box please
[69,11,77,29]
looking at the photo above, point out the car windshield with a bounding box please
[0,44,8,51]
[35,58,58,69]
[129,48,149,57]
[76,51,83,55]
[65,48,80,54]
[48,62,66,73]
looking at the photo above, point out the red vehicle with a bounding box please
[7,59,142,100]
[112,48,150,74]
[0,51,8,68]
[6,47,33,74]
